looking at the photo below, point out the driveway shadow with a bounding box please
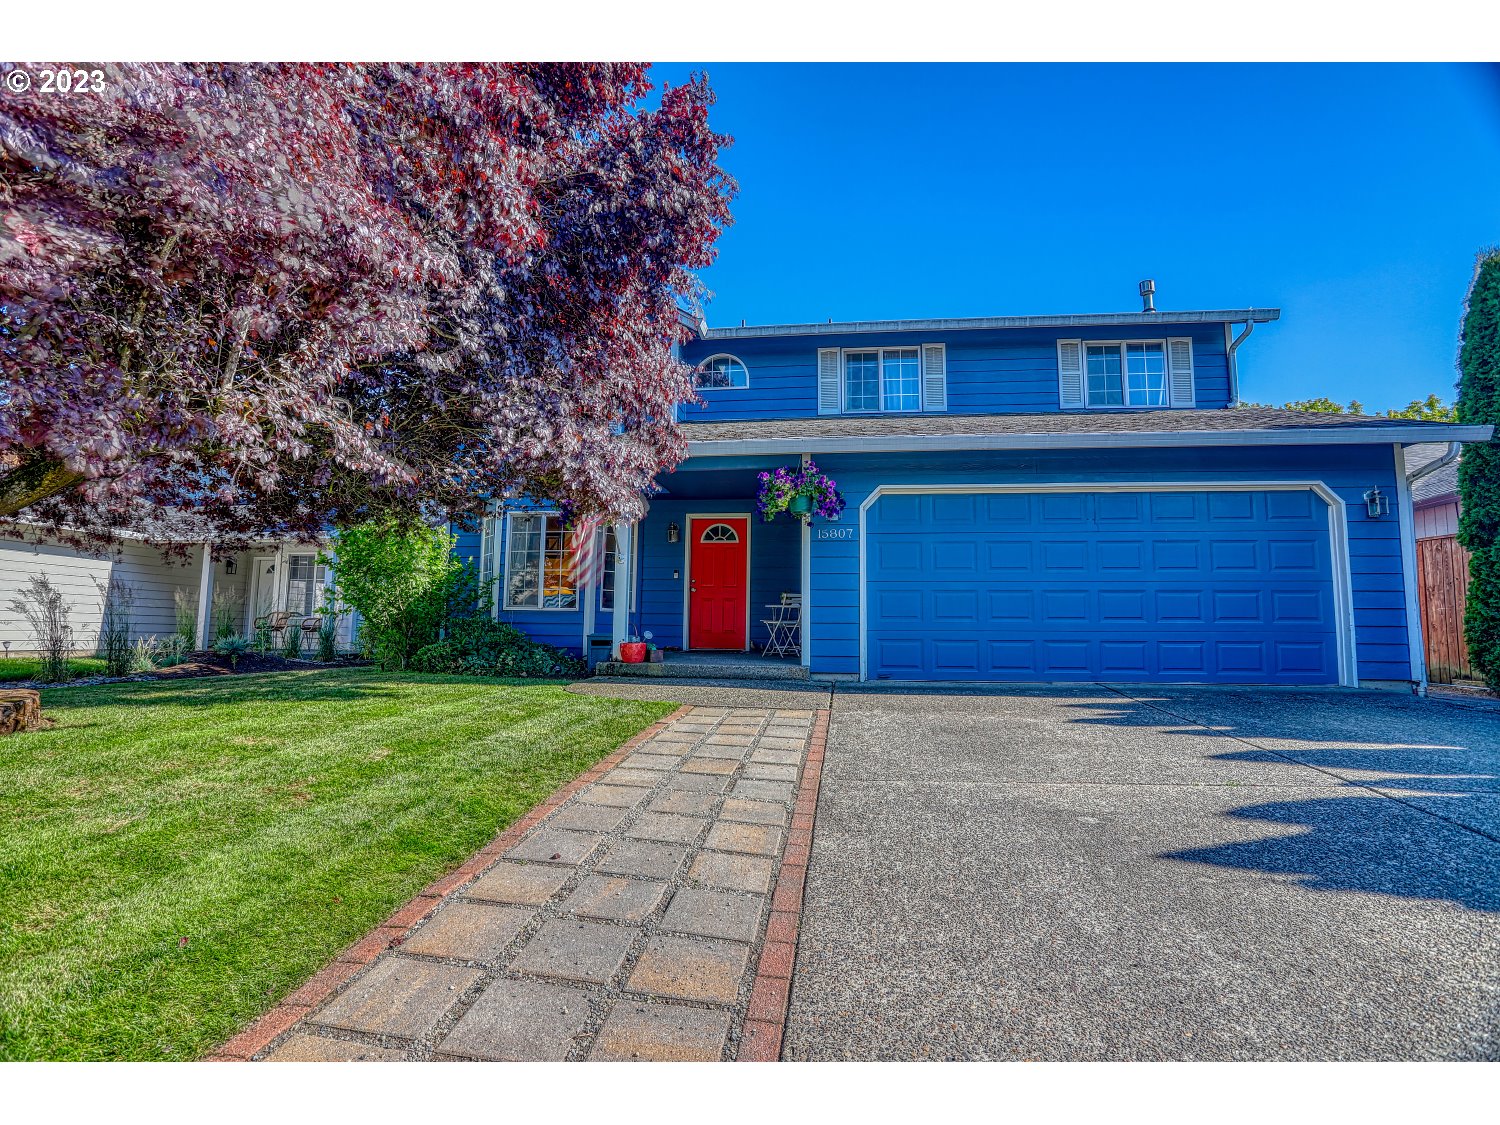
[1162,792,1500,912]
[1040,691,1500,910]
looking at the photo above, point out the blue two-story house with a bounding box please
[457,290,1490,691]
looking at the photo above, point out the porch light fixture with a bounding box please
[1364,487,1389,519]
[667,522,680,544]
[223,557,237,575]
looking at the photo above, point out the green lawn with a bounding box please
[0,657,108,682]
[0,667,675,1060]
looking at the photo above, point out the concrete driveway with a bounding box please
[784,684,1500,1060]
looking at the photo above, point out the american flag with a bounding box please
[567,514,607,592]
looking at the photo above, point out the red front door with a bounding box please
[688,517,749,650]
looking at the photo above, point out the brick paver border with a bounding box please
[735,707,828,1062]
[206,704,694,1062]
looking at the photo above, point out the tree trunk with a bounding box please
[0,689,43,735]
[0,452,86,518]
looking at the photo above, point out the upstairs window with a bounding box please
[844,347,921,413]
[694,354,749,390]
[1085,342,1167,407]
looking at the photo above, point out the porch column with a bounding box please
[194,543,215,651]
[611,520,635,659]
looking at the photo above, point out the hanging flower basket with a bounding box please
[757,460,846,524]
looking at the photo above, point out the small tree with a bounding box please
[8,574,73,682]
[1458,249,1500,690]
[322,519,478,670]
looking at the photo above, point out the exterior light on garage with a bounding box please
[223,557,237,575]
[1364,487,1390,519]
[667,522,681,544]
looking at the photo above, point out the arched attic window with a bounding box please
[693,354,749,390]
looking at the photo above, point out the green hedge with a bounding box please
[1458,249,1500,690]
[410,618,585,679]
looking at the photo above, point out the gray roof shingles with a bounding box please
[682,407,1482,444]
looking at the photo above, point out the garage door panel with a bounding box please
[866,489,1339,684]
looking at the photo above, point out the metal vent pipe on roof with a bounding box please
[1139,279,1157,313]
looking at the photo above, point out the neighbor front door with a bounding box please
[248,555,277,629]
[688,518,748,650]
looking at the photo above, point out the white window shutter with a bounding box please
[921,343,947,412]
[817,348,842,414]
[1057,339,1085,408]
[1167,337,1195,407]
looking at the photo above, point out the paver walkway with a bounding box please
[229,705,824,1062]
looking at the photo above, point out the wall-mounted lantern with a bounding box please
[1363,487,1389,519]
[666,522,680,544]
[223,557,237,575]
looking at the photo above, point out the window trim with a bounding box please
[597,524,617,613]
[693,353,750,391]
[284,552,327,616]
[841,346,923,414]
[502,510,579,613]
[1081,339,1169,410]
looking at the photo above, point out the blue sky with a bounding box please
[653,63,1500,413]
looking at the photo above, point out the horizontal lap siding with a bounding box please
[0,536,202,651]
[636,500,800,650]
[680,323,1231,422]
[806,444,1410,683]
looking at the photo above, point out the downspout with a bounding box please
[1226,319,1255,407]
[1405,441,1461,485]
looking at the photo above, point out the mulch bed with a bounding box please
[10,652,369,691]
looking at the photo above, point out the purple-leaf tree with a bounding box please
[0,63,733,551]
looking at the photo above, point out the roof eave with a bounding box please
[685,423,1493,458]
[701,308,1282,340]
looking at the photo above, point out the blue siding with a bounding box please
[804,444,1412,685]
[449,515,611,657]
[679,323,1231,422]
[636,499,801,650]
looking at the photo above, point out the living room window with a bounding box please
[504,512,578,610]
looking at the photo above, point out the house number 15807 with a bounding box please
[815,526,855,540]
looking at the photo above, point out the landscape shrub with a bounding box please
[410,618,585,679]
[92,575,134,678]
[280,623,305,660]
[316,617,338,663]
[321,518,487,670]
[8,574,73,683]
[172,587,198,652]
[214,635,250,671]
[211,589,241,643]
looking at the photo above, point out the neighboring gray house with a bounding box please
[1406,443,1472,683]
[0,521,358,656]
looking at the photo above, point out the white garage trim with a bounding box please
[1392,447,1427,695]
[856,481,1358,687]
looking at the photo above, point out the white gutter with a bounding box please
[704,308,1281,340]
[686,425,1493,458]
[1405,441,1462,485]
[1226,320,1256,407]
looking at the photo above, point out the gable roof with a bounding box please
[682,407,1491,457]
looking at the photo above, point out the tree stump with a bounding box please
[0,689,42,735]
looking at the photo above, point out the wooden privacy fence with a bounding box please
[1416,535,1474,684]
